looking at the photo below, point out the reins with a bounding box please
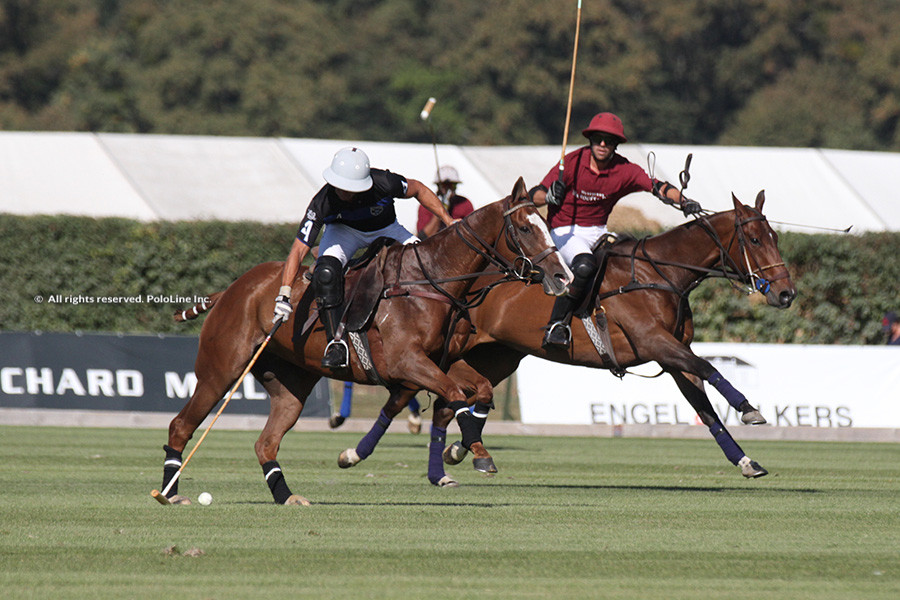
[382,197,555,370]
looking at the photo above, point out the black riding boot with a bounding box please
[542,293,577,348]
[320,304,348,368]
[314,255,348,369]
[542,252,597,349]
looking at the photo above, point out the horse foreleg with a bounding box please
[442,360,497,474]
[339,386,415,468]
[253,356,319,505]
[669,371,768,478]
[648,334,765,424]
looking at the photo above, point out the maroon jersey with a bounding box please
[540,147,653,228]
[416,194,474,234]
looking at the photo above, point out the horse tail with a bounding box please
[173,292,223,322]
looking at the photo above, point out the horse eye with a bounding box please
[750,237,761,245]
[519,225,531,234]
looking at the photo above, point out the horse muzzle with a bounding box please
[763,281,796,309]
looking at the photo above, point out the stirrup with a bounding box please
[321,339,349,368]
[542,321,571,348]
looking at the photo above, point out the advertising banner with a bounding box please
[0,332,330,417]
[517,343,900,429]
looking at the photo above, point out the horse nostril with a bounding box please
[779,290,795,307]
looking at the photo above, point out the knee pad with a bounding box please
[571,253,597,281]
[313,256,344,308]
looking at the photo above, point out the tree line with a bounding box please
[2,0,900,151]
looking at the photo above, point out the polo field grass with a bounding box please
[1,426,897,599]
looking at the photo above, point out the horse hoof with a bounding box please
[741,459,768,478]
[435,475,459,488]
[329,414,346,429]
[407,413,422,434]
[741,410,766,425]
[443,441,468,465]
[169,494,192,505]
[338,448,361,468]
[473,457,498,473]
[284,494,311,506]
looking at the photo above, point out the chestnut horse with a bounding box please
[340,191,797,485]
[159,178,572,504]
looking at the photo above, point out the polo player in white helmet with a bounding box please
[275,147,456,368]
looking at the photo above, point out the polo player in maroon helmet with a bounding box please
[530,112,703,348]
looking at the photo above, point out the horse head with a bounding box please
[498,177,572,296]
[729,191,797,308]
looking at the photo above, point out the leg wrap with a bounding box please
[162,445,182,498]
[450,400,482,449]
[708,370,748,410]
[708,422,744,465]
[428,425,448,485]
[340,381,353,418]
[262,460,293,505]
[356,409,393,459]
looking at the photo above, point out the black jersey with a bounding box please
[295,168,408,246]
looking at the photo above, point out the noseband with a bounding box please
[730,214,790,295]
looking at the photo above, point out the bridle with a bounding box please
[598,208,790,304]
[730,214,789,295]
[454,196,557,285]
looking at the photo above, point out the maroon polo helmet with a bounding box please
[582,112,627,143]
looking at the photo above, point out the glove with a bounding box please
[681,198,702,216]
[272,286,292,323]
[545,180,565,207]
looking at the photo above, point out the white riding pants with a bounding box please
[550,224,608,265]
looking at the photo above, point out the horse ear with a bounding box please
[512,176,527,201]
[731,192,742,212]
[755,190,766,212]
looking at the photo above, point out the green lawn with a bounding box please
[0,426,897,599]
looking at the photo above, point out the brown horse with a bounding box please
[159,178,572,504]
[340,191,797,485]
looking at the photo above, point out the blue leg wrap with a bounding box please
[708,422,744,465]
[408,396,421,413]
[428,425,447,484]
[708,370,748,410]
[356,409,392,459]
[340,381,353,418]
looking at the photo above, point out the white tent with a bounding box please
[1,131,896,233]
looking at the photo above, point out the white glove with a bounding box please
[272,286,292,323]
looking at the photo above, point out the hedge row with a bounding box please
[2,214,898,345]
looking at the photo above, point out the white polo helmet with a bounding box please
[434,165,461,184]
[323,147,373,192]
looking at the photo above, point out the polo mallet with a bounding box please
[151,319,283,505]
[420,97,444,202]
[558,0,583,183]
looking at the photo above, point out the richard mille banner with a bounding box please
[0,332,329,417]
[516,343,900,429]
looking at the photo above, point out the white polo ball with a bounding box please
[197,492,212,506]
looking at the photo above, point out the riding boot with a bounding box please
[542,252,597,349]
[542,294,576,348]
[320,304,348,368]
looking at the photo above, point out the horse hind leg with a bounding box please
[162,367,239,502]
[252,355,320,505]
[338,386,412,468]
